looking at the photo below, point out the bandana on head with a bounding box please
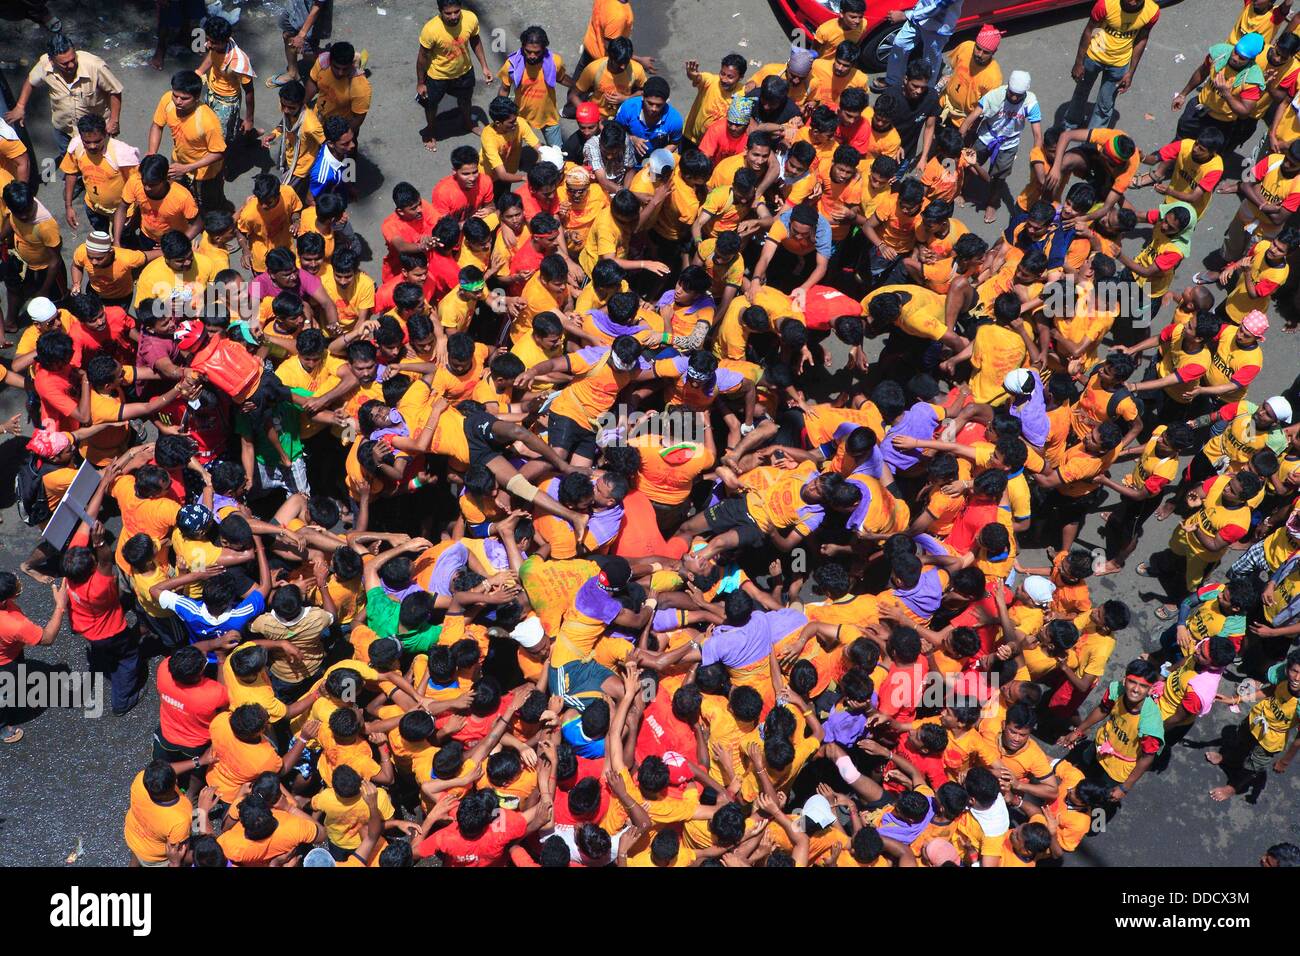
[1101,135,1134,164]
[726,94,755,125]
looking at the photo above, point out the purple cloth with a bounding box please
[822,708,868,746]
[702,614,774,670]
[762,607,809,642]
[586,308,649,339]
[1009,370,1050,447]
[881,401,942,472]
[610,607,684,642]
[426,542,470,597]
[250,269,324,304]
[876,797,936,844]
[507,49,557,89]
[894,566,944,619]
[846,475,877,534]
[849,445,886,480]
[586,504,625,547]
[573,576,623,623]
[912,532,947,557]
[656,290,716,316]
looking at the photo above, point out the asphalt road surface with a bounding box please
[1,0,1298,867]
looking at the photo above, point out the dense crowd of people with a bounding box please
[1,0,1299,869]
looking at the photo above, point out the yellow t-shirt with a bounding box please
[419,9,481,80]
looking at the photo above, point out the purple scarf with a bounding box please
[894,566,944,619]
[586,308,648,339]
[507,49,557,88]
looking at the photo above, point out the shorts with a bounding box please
[549,658,616,710]
[975,141,1018,181]
[152,728,208,764]
[424,70,476,104]
[546,412,599,462]
[463,408,504,467]
[703,497,765,548]
[1045,487,1105,526]
[253,455,311,498]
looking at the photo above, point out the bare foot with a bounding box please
[1205,751,1224,766]
[1154,501,1175,521]
[1209,785,1235,801]
[423,138,438,152]
[150,52,165,71]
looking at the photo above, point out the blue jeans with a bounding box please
[884,21,948,88]
[1063,56,1128,130]
[539,124,564,149]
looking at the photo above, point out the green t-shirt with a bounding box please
[364,585,442,651]
[234,387,308,464]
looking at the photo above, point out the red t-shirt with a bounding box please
[33,366,81,432]
[430,174,495,224]
[876,658,929,726]
[156,658,229,747]
[699,118,749,163]
[427,251,460,301]
[69,307,137,364]
[887,733,948,791]
[381,202,437,282]
[635,687,697,787]
[373,274,438,316]
[520,183,561,221]
[0,602,43,666]
[418,808,528,866]
[553,770,612,827]
[945,499,999,554]
[68,567,127,641]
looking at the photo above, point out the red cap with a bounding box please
[975,24,1002,51]
[174,320,206,352]
[576,101,601,125]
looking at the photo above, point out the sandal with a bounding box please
[1154,604,1178,621]
[266,72,296,89]
[2,725,22,744]
[1135,562,1156,578]
[870,78,889,93]
[1190,271,1218,285]
[1130,173,1159,189]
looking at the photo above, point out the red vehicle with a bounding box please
[775,0,1097,72]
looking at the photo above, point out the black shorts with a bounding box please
[547,412,599,461]
[704,497,764,548]
[463,408,504,467]
[424,70,476,103]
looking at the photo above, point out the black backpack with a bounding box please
[15,453,58,527]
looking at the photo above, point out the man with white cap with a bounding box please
[70,231,148,308]
[1183,393,1291,489]
[14,296,72,367]
[959,70,1042,225]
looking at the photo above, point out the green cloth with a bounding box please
[1154,200,1198,259]
[365,585,402,637]
[400,623,443,654]
[1207,43,1266,92]
[234,386,309,464]
[1108,680,1166,754]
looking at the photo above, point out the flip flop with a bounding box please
[870,78,889,93]
[1135,562,1156,578]
[1190,271,1217,285]
[2,726,22,744]
[1154,604,1178,621]
[266,72,295,89]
